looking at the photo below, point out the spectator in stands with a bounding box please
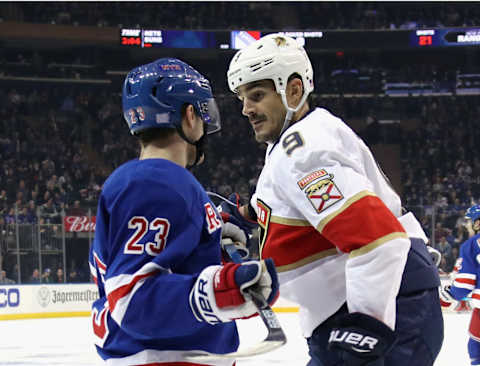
[436,235,453,261]
[54,267,64,283]
[28,268,41,283]
[37,198,60,223]
[25,200,37,223]
[0,269,15,284]
[68,268,80,283]
[4,207,16,224]
[67,200,85,216]
[41,268,52,283]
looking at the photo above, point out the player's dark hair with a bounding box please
[287,73,313,108]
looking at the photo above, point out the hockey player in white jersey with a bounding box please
[226,34,443,366]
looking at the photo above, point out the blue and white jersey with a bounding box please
[451,234,480,308]
[89,158,237,366]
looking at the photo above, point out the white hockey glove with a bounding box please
[220,212,250,260]
[439,285,459,311]
[221,222,249,260]
[218,193,258,260]
[189,259,279,324]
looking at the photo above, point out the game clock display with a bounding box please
[120,28,480,51]
[120,29,261,49]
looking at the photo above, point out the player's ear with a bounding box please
[182,104,196,130]
[286,77,303,107]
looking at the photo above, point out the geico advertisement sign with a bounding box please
[0,288,20,308]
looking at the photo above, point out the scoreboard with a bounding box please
[120,29,261,49]
[410,28,480,47]
[120,27,480,50]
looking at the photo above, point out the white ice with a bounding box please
[0,312,470,365]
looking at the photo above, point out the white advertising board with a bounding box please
[0,283,99,320]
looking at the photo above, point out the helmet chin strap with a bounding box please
[277,90,310,138]
[176,125,207,168]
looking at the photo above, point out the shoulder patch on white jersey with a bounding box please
[297,169,329,189]
[302,171,344,214]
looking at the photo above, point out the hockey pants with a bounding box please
[469,308,480,365]
[306,238,444,366]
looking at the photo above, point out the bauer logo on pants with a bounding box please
[304,175,343,214]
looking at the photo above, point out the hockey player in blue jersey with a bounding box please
[440,204,480,365]
[89,58,279,366]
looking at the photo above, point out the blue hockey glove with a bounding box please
[328,313,397,366]
[439,285,459,311]
[189,258,279,324]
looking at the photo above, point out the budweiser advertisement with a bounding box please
[64,216,96,232]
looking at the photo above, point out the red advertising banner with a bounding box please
[64,216,96,232]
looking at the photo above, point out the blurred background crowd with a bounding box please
[1,1,479,284]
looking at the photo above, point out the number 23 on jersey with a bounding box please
[124,216,170,256]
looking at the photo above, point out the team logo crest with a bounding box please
[274,36,287,47]
[302,171,343,214]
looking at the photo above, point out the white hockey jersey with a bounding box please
[252,107,427,337]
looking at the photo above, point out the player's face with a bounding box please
[237,80,286,143]
[474,219,480,232]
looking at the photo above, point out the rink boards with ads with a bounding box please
[0,283,300,320]
[0,283,99,320]
[0,280,457,321]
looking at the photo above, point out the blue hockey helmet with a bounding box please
[122,58,221,135]
[465,205,480,222]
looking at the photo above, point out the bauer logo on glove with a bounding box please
[189,259,279,325]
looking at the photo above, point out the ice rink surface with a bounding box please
[0,312,470,365]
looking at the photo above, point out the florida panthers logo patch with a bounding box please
[303,172,343,214]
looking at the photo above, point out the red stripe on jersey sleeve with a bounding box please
[107,270,160,312]
[455,277,476,286]
[472,293,480,301]
[321,195,405,253]
[262,222,335,268]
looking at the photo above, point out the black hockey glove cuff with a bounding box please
[327,312,397,366]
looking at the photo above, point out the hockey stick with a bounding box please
[206,191,237,207]
[183,240,287,361]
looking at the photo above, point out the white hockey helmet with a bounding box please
[227,33,314,136]
[227,33,314,96]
